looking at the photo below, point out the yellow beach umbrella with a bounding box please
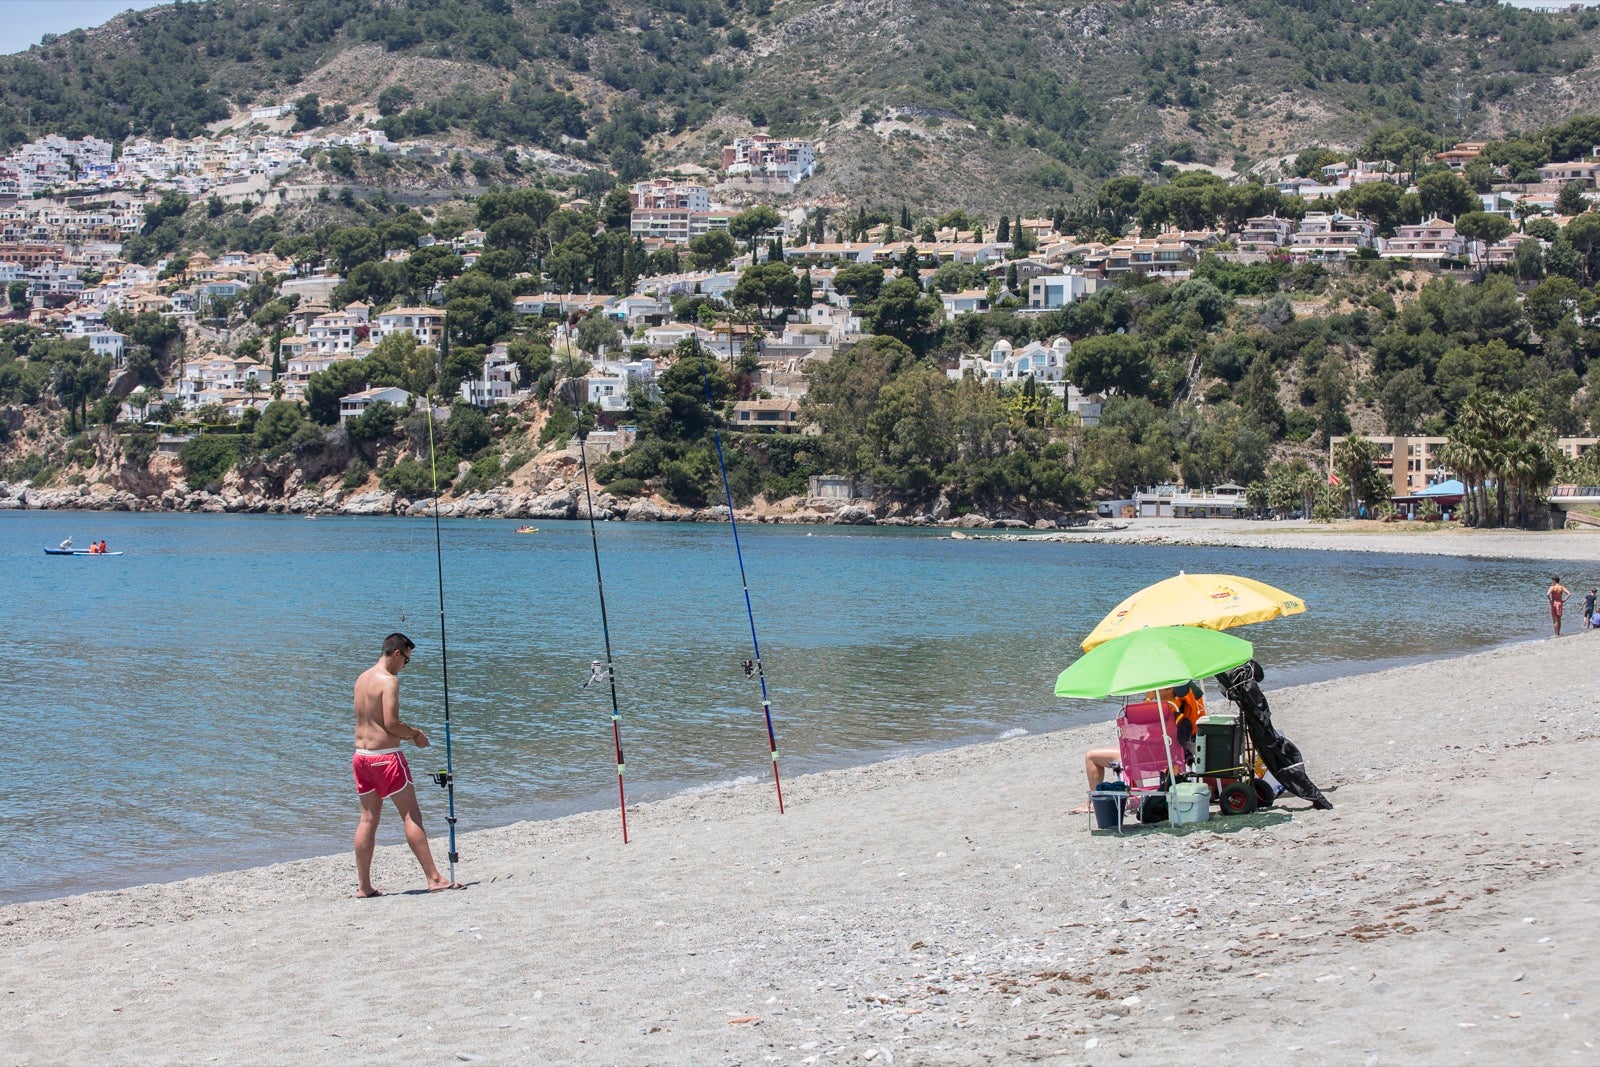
[1081,572,1306,652]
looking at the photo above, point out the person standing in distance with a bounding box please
[1547,577,1571,637]
[352,632,461,896]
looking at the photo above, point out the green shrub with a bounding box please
[1283,410,1316,443]
[538,405,577,445]
[381,456,451,497]
[761,470,809,500]
[602,477,645,498]
[342,457,372,491]
[453,453,506,494]
[178,434,239,490]
[121,432,157,470]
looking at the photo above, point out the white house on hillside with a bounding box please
[339,386,413,424]
[460,344,520,408]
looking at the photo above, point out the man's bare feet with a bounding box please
[356,887,383,898]
[426,875,464,892]
[1068,805,1091,815]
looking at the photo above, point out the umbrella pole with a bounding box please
[1157,695,1179,786]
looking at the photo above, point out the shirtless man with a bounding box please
[352,632,459,896]
[1548,577,1571,637]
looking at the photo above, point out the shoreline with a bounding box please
[5,635,1598,1064]
[11,497,1600,562]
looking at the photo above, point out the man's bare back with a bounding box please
[355,653,428,751]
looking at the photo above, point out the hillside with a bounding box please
[3,0,1600,211]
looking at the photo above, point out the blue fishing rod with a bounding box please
[696,338,785,814]
[567,380,631,842]
[424,373,459,880]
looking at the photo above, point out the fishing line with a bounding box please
[425,398,460,880]
[696,339,785,814]
[567,381,630,843]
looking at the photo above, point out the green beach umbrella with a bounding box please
[1055,625,1254,699]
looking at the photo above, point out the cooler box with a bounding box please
[1195,715,1243,775]
[1168,781,1211,825]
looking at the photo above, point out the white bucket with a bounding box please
[1168,782,1211,825]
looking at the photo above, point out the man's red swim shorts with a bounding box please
[353,748,413,798]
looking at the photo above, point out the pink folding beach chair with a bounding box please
[1116,698,1187,818]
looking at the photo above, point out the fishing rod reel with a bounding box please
[583,660,612,688]
[430,771,460,863]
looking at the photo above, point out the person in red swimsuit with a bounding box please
[352,632,461,897]
[1548,577,1571,637]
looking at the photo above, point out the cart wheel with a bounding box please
[1251,779,1275,809]
[1219,782,1258,816]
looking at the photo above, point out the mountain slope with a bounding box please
[1,0,1598,210]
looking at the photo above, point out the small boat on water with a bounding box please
[45,548,124,556]
[515,525,539,534]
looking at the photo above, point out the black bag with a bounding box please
[1137,793,1168,824]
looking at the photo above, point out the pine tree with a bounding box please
[900,203,912,230]
[997,215,1010,242]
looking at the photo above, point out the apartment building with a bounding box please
[369,306,444,347]
[628,208,732,244]
[1288,212,1377,260]
[1381,219,1466,261]
[629,179,711,211]
[721,135,816,183]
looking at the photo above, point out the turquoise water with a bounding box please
[0,510,1576,902]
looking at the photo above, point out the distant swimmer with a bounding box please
[351,632,462,897]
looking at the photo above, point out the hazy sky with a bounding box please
[0,0,169,56]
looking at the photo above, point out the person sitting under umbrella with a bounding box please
[1070,747,1123,814]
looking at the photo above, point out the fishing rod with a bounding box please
[696,338,785,814]
[424,373,459,881]
[567,380,630,843]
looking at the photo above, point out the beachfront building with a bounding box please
[1132,483,1250,518]
[1330,435,1451,497]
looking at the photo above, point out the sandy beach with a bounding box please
[989,516,1600,564]
[5,558,1598,1066]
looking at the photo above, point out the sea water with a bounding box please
[0,510,1574,902]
